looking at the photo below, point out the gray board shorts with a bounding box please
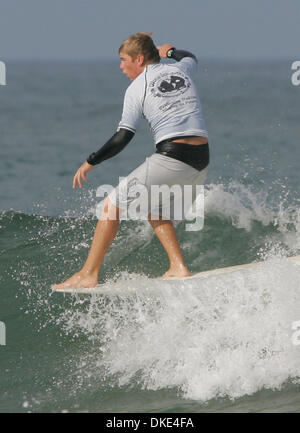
[108,153,207,221]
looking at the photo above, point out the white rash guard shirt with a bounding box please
[118,57,208,145]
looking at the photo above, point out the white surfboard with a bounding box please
[52,255,300,295]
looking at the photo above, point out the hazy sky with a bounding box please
[0,0,299,60]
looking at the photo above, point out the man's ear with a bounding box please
[136,54,145,66]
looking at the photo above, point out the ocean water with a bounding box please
[0,60,299,413]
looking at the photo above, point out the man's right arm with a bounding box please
[166,48,197,63]
[157,44,198,75]
[157,44,197,61]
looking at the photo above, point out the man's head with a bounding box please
[119,32,160,81]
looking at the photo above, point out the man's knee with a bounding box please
[148,213,171,229]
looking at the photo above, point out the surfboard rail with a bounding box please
[52,255,300,294]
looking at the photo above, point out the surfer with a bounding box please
[53,32,209,290]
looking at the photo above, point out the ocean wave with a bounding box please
[1,180,300,254]
[51,256,300,402]
[2,181,300,286]
[4,181,300,407]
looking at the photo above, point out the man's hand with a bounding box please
[157,44,174,58]
[73,161,94,189]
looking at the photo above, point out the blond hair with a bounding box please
[119,32,160,64]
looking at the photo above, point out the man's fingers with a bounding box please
[73,167,89,189]
[157,44,173,58]
[73,171,81,189]
[73,171,79,188]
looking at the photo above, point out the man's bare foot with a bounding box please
[162,267,191,279]
[52,271,98,290]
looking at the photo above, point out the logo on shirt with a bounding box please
[150,71,191,97]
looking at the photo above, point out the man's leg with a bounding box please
[148,216,191,278]
[53,198,120,289]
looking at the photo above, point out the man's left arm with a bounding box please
[73,83,142,189]
[73,128,134,189]
[86,128,134,166]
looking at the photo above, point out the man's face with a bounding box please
[119,51,144,81]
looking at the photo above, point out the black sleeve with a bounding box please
[86,128,135,166]
[167,48,197,62]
